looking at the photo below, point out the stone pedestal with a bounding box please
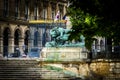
[41,47,88,61]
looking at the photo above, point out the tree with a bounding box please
[67,0,120,49]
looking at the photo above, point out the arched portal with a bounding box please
[95,39,99,50]
[14,29,21,48]
[34,31,40,47]
[24,30,30,54]
[42,29,50,46]
[100,40,104,51]
[24,30,29,46]
[3,27,10,57]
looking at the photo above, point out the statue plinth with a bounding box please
[41,47,88,61]
[42,27,87,61]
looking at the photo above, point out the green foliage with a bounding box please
[68,0,120,49]
[68,7,99,49]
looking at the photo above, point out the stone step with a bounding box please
[0,60,38,65]
[0,67,37,69]
[0,77,41,80]
[0,70,60,74]
[0,59,73,79]
[0,63,38,65]
[0,72,63,76]
[104,77,120,80]
[0,74,41,77]
[0,78,41,80]
[0,78,69,80]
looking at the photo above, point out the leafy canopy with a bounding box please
[67,0,120,49]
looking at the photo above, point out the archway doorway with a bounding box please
[42,29,50,47]
[34,31,40,47]
[24,30,29,55]
[3,27,10,57]
[100,40,104,52]
[14,29,21,50]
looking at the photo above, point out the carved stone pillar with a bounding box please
[56,3,59,13]
[47,2,51,19]
[0,26,3,57]
[59,4,64,19]
[8,36,14,54]
[51,2,56,20]
[19,37,24,55]
[0,36,3,57]
[28,35,34,49]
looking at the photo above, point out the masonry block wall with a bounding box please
[78,60,120,79]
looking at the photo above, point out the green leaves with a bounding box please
[68,7,99,49]
[68,0,120,49]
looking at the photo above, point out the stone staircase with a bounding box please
[0,58,73,80]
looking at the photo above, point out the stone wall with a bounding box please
[40,47,120,79]
[77,59,120,79]
[43,59,120,80]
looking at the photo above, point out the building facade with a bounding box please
[0,0,68,57]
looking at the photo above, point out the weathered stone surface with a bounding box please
[38,59,120,79]
[41,47,88,60]
[116,63,120,68]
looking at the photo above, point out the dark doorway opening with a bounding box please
[24,30,29,55]
[14,29,20,46]
[14,29,21,57]
[34,31,39,47]
[3,27,10,57]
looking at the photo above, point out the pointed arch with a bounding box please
[3,27,11,57]
[34,31,40,47]
[100,40,104,51]
[95,39,99,50]
[42,29,50,46]
[14,29,22,46]
[24,30,30,46]
[24,30,30,55]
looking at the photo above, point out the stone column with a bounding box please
[0,26,3,57]
[56,3,59,12]
[0,36,3,57]
[8,36,14,55]
[28,37,34,49]
[27,38,33,54]
[97,39,101,52]
[19,37,24,55]
[28,28,34,49]
[63,4,67,15]
[47,2,51,19]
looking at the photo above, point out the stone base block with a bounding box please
[41,47,88,61]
